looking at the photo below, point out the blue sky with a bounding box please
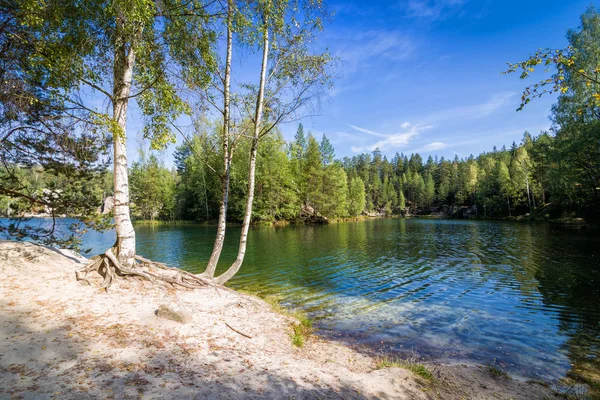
[128,0,595,165]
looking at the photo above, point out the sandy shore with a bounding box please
[0,240,556,399]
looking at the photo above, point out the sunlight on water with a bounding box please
[4,218,599,382]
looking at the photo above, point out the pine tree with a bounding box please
[399,190,406,210]
[497,161,512,216]
[348,177,366,216]
[319,134,335,167]
[304,134,323,214]
[424,173,436,207]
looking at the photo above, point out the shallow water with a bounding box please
[4,218,600,381]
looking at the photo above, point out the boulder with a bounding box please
[156,304,193,324]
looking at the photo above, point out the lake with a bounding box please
[5,217,600,382]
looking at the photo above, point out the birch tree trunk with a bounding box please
[204,0,233,278]
[112,24,137,268]
[215,27,269,285]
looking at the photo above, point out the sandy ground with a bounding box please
[0,240,559,400]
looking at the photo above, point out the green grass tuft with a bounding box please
[237,290,313,347]
[290,310,313,347]
[487,365,509,379]
[375,356,433,380]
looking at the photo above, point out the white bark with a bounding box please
[204,0,233,278]
[112,24,137,268]
[215,27,269,285]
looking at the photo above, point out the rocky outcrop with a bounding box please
[298,204,329,224]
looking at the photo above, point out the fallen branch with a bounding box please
[225,322,253,339]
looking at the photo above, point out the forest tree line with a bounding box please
[6,116,596,223]
[119,118,600,223]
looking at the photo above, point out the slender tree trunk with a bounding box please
[112,26,137,268]
[204,0,233,278]
[215,26,269,285]
[507,196,511,217]
[542,184,545,204]
[525,174,532,213]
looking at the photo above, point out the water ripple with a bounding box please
[66,218,600,383]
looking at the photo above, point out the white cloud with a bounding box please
[424,141,447,150]
[342,93,516,155]
[349,123,432,152]
[404,0,469,20]
[346,124,388,138]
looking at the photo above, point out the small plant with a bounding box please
[291,328,305,347]
[263,295,286,314]
[487,365,509,379]
[375,355,433,380]
[290,310,313,347]
[375,356,402,369]
[407,363,433,380]
[237,290,313,347]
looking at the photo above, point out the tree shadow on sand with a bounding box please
[0,300,423,400]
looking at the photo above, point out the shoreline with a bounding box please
[4,212,595,229]
[0,240,564,399]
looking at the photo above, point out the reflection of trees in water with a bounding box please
[224,219,599,390]
[529,227,600,395]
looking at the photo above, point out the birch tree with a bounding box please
[202,0,235,278]
[12,0,215,288]
[214,0,334,284]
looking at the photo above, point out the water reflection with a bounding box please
[3,218,598,384]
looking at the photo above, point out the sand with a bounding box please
[0,240,557,399]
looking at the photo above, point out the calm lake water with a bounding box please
[4,218,600,381]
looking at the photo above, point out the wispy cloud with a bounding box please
[344,92,515,154]
[426,92,516,123]
[423,141,447,150]
[349,123,432,152]
[403,0,469,21]
[336,30,414,74]
[346,124,389,138]
[402,138,479,155]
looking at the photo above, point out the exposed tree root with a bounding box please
[75,248,210,290]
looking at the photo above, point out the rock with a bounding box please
[300,204,315,217]
[156,304,193,324]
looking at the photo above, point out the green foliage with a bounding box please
[130,152,177,220]
[290,312,313,347]
[348,177,366,217]
[0,132,112,250]
[319,134,335,166]
[399,190,406,210]
[487,365,509,379]
[321,163,348,218]
[502,6,600,219]
[305,134,324,213]
[11,0,215,148]
[504,6,600,116]
[123,115,600,224]
[375,356,433,380]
